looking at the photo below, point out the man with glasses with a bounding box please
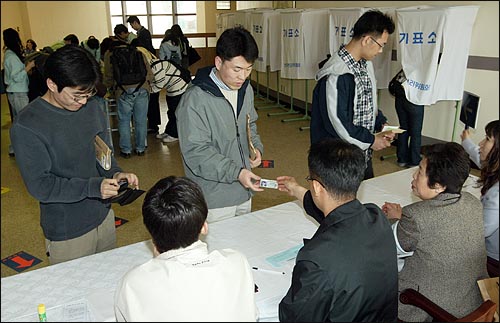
[310,10,396,180]
[276,138,398,322]
[176,26,264,223]
[10,45,139,265]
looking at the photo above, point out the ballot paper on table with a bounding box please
[95,135,112,170]
[246,114,257,160]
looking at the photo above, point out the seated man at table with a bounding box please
[114,176,258,321]
[276,138,398,322]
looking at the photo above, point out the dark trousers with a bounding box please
[395,94,424,166]
[364,158,374,180]
[147,92,161,132]
[164,94,182,138]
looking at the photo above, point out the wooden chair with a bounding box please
[399,288,497,322]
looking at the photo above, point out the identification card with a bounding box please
[259,179,278,189]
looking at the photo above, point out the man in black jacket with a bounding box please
[276,138,398,322]
[127,15,161,134]
[310,10,396,180]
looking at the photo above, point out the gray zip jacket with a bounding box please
[176,66,264,209]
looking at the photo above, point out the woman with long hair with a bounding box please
[159,29,181,65]
[462,120,499,276]
[24,38,37,55]
[3,28,35,156]
[171,24,190,69]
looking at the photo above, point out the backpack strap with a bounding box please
[120,46,147,95]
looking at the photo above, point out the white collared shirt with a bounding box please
[114,240,258,321]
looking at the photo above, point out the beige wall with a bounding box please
[1,1,110,65]
[26,1,110,47]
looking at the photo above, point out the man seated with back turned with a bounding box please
[276,138,398,322]
[114,176,258,322]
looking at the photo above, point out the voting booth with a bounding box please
[280,9,329,80]
[215,13,234,39]
[371,7,398,89]
[248,9,287,109]
[396,5,479,106]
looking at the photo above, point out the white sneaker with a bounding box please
[162,135,179,143]
[156,132,168,139]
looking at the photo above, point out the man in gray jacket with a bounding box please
[176,26,264,223]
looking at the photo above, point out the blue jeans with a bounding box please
[395,94,424,166]
[7,92,29,154]
[117,88,149,153]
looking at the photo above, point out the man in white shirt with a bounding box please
[114,176,258,321]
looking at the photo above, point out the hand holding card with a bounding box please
[259,179,278,189]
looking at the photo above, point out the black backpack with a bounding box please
[111,44,147,93]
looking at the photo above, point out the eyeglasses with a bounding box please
[63,88,97,103]
[305,175,325,188]
[369,36,384,49]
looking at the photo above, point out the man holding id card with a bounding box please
[176,27,264,223]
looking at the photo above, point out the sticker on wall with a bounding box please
[1,187,11,194]
[2,251,42,273]
[115,216,129,228]
[258,160,274,168]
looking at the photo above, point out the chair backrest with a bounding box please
[399,288,497,322]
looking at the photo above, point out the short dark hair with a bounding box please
[63,34,79,45]
[113,24,129,37]
[423,142,470,194]
[142,176,208,254]
[308,138,365,200]
[126,15,140,25]
[87,38,100,50]
[352,9,395,39]
[216,26,258,63]
[44,45,101,93]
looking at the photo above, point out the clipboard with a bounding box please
[246,114,257,160]
[94,136,112,170]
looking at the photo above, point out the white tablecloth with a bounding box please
[1,167,481,322]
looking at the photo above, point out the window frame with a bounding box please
[108,1,197,36]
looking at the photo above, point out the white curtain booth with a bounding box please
[280,9,329,80]
[397,5,479,105]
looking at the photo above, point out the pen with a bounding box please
[252,267,285,275]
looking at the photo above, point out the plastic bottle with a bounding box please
[38,303,47,322]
